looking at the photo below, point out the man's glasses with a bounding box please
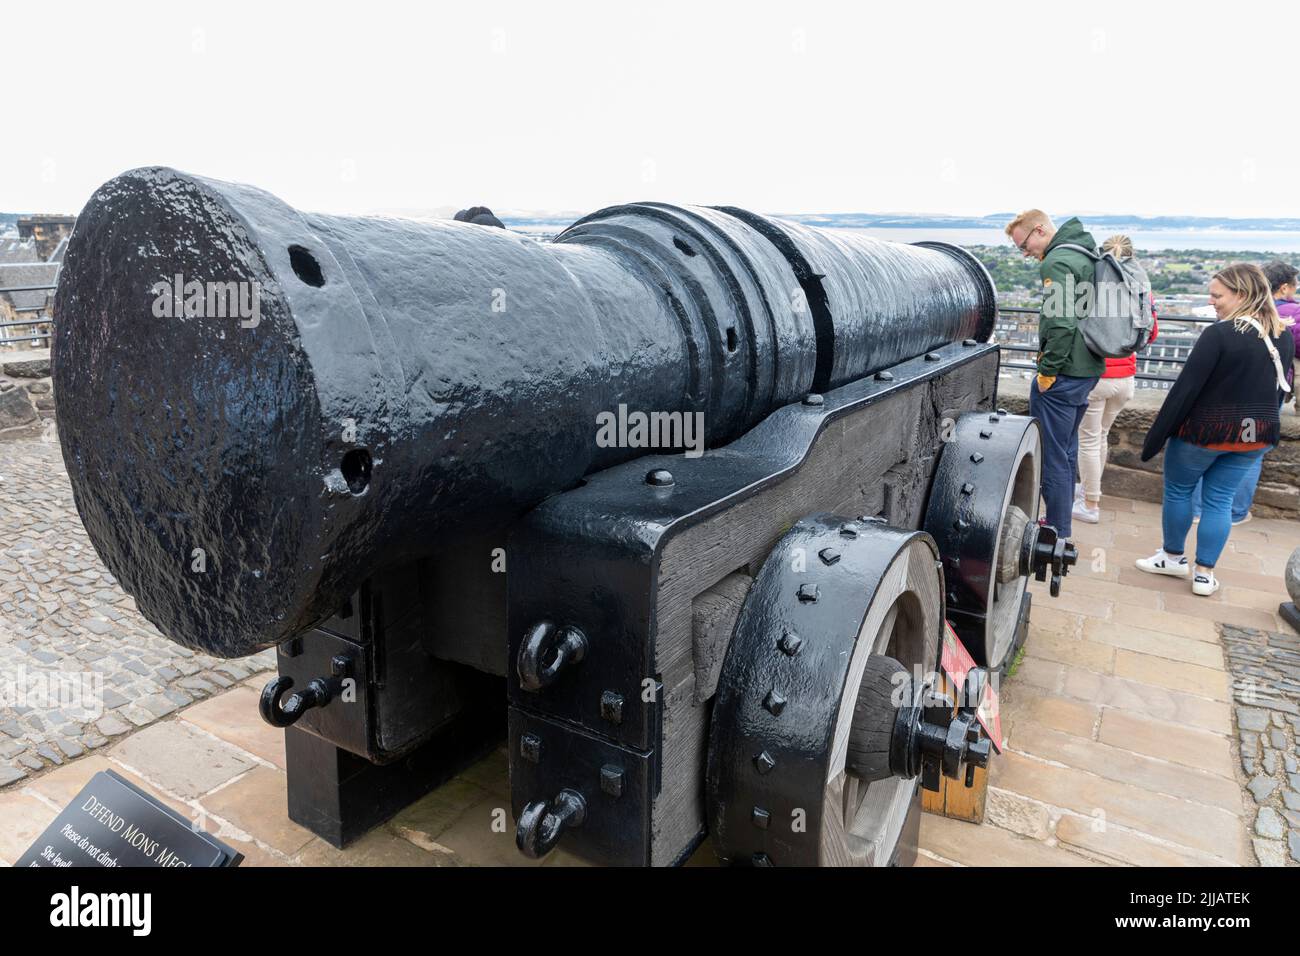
[1016,226,1039,253]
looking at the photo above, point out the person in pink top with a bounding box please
[1073,235,1158,524]
[1264,260,1300,383]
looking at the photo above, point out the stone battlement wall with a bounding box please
[0,350,53,440]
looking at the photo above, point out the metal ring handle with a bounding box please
[515,789,587,859]
[517,621,588,692]
[259,676,311,727]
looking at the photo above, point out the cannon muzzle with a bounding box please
[53,168,994,657]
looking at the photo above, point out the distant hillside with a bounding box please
[0,212,26,232]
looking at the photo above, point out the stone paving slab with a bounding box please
[916,492,1299,867]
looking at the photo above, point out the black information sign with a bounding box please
[16,769,243,868]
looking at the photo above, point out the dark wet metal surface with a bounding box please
[53,168,995,657]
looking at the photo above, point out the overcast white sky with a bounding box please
[3,0,1295,220]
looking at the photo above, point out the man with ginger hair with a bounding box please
[1005,209,1104,539]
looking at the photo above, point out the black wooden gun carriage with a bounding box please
[53,169,1075,866]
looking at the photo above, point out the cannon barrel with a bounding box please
[52,167,995,657]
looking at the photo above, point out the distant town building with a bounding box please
[17,214,76,261]
[0,261,59,315]
[0,236,42,265]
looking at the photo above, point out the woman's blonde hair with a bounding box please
[1212,262,1283,337]
[1101,234,1134,258]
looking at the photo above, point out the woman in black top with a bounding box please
[1137,263,1293,596]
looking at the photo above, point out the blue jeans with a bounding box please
[1189,401,1280,521]
[1189,454,1264,522]
[1029,374,1097,538]
[1161,438,1266,568]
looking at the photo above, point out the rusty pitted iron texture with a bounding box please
[52,167,995,658]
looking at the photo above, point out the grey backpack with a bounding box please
[1054,243,1155,358]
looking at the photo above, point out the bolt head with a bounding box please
[874,370,894,382]
[925,352,941,362]
[754,751,777,774]
[839,522,860,538]
[600,764,624,798]
[802,393,824,406]
[600,690,625,724]
[752,807,771,829]
[797,583,819,603]
[645,468,674,487]
[763,690,788,716]
[818,547,840,566]
[778,631,802,656]
[520,733,542,764]
[970,452,984,464]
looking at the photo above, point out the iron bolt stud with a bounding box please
[874,370,894,381]
[600,764,624,798]
[520,733,542,764]
[754,751,777,774]
[818,547,840,565]
[925,352,941,361]
[839,522,860,538]
[752,853,774,866]
[778,631,803,656]
[645,468,674,487]
[997,407,1008,415]
[963,338,978,346]
[600,690,625,724]
[960,482,974,495]
[752,807,771,829]
[970,452,984,464]
[797,583,819,603]
[802,393,824,406]
[979,429,992,439]
[763,690,788,716]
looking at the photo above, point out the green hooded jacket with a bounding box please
[1037,217,1105,379]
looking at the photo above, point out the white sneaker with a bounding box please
[1192,569,1220,596]
[1232,513,1252,526]
[1136,550,1190,577]
[1074,482,1085,503]
[1072,500,1100,524]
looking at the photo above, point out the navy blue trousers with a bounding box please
[1028,374,1098,539]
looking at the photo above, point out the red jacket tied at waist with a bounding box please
[1102,310,1159,379]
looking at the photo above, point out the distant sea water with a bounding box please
[833,226,1300,254]
[510,221,1300,254]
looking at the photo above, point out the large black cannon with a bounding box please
[53,168,1075,866]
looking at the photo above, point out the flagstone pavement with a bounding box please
[2,433,1298,866]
